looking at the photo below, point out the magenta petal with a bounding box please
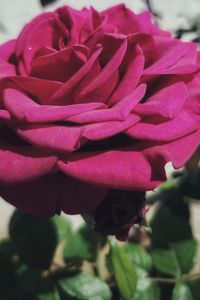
[49,47,102,104]
[137,11,171,37]
[17,125,82,153]
[134,82,188,119]
[7,77,62,104]
[75,38,127,103]
[143,38,198,75]
[0,39,16,62]
[31,45,88,82]
[59,176,108,214]
[108,45,144,105]
[0,144,57,185]
[58,129,200,190]
[127,104,200,142]
[102,4,140,35]
[67,84,146,124]
[0,175,61,218]
[0,173,108,217]
[0,63,16,79]
[3,88,106,123]
[58,147,165,191]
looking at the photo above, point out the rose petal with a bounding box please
[101,4,141,35]
[143,38,198,75]
[0,39,16,62]
[67,84,146,124]
[3,88,108,124]
[134,82,188,119]
[0,63,16,79]
[17,114,139,153]
[58,129,200,190]
[7,76,62,104]
[31,45,88,82]
[108,44,144,105]
[127,99,200,142]
[0,143,57,185]
[0,173,108,217]
[49,47,103,104]
[74,37,127,103]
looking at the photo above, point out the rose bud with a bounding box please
[93,190,146,241]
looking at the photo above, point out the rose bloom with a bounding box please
[0,4,200,239]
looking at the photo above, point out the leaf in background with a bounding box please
[63,232,91,263]
[152,239,198,277]
[108,237,137,300]
[33,280,61,300]
[0,240,16,260]
[0,257,16,296]
[2,290,37,300]
[14,262,41,289]
[150,207,192,248]
[180,167,200,199]
[170,239,198,274]
[78,224,107,261]
[9,210,71,270]
[172,282,193,300]
[133,278,160,300]
[152,249,181,277]
[58,272,112,300]
[125,243,153,272]
[51,215,71,242]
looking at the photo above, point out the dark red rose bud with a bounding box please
[93,190,146,241]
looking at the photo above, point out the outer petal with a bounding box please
[143,38,198,75]
[134,82,188,119]
[127,102,200,142]
[58,129,200,190]
[0,174,108,217]
[0,40,16,62]
[3,88,106,123]
[17,114,139,152]
[0,144,57,185]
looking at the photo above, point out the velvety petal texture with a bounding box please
[0,4,200,239]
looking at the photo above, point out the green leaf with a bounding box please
[133,278,160,300]
[150,207,192,248]
[78,224,106,261]
[170,239,198,274]
[58,272,112,300]
[152,249,181,277]
[108,237,137,300]
[172,279,200,300]
[34,280,60,300]
[9,210,71,270]
[63,232,91,263]
[51,215,71,242]
[152,239,198,277]
[125,244,153,272]
[172,282,193,300]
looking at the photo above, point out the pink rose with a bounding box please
[0,4,200,238]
